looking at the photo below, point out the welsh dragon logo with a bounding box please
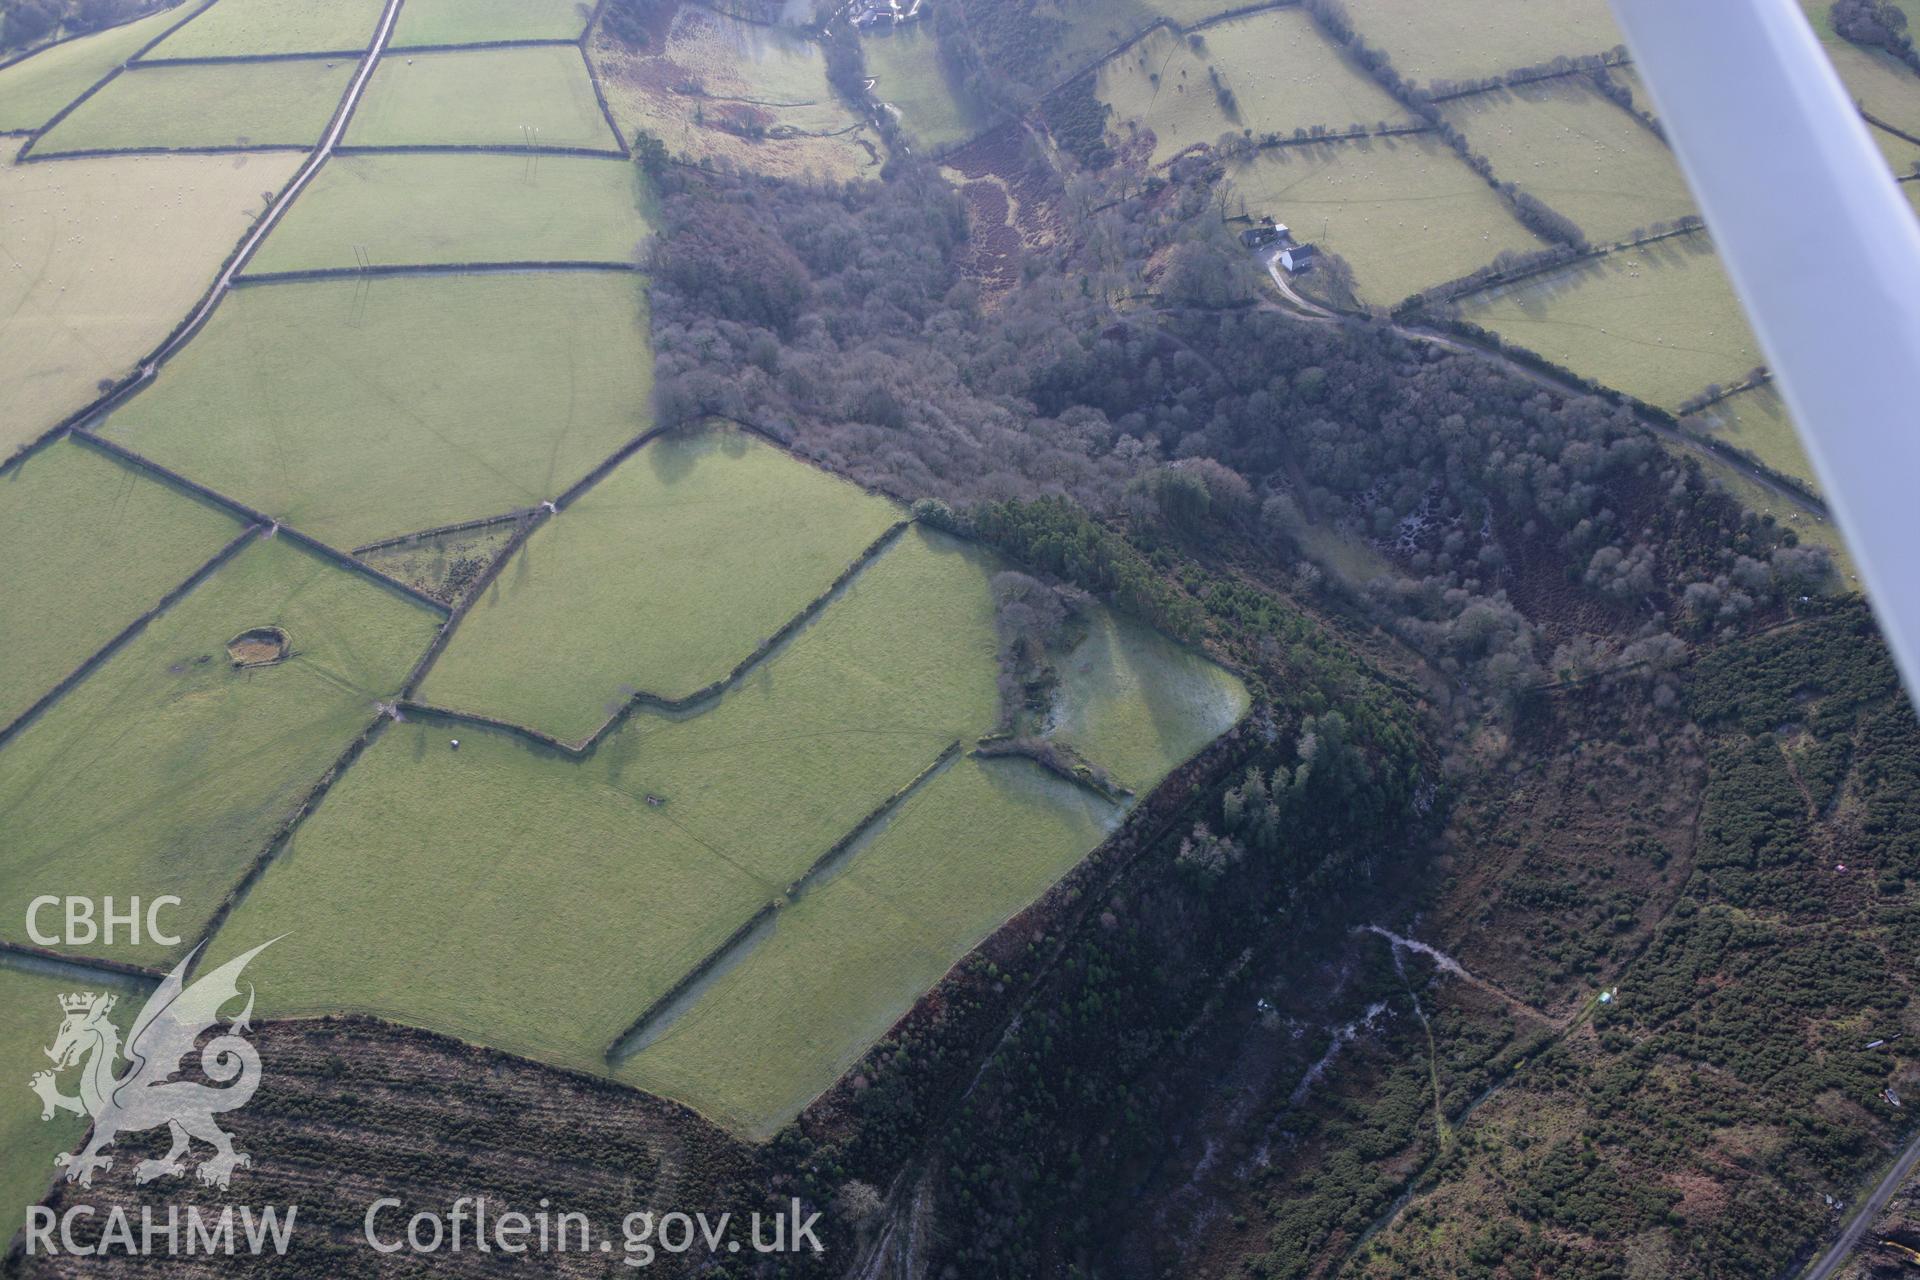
[28,941,275,1190]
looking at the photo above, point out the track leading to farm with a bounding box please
[147,0,406,371]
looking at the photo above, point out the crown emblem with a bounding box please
[58,992,110,1014]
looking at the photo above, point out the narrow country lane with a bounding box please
[145,0,406,371]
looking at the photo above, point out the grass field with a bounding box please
[1821,38,1920,139]
[863,22,982,153]
[245,152,653,273]
[206,528,1008,1069]
[1049,612,1249,791]
[1031,0,1253,90]
[390,0,591,47]
[1440,77,1694,246]
[616,755,1120,1137]
[200,521,1243,1133]
[98,271,653,549]
[0,3,196,131]
[591,10,876,181]
[31,57,353,153]
[1687,384,1822,499]
[0,960,147,1228]
[0,439,241,727]
[1338,0,1625,88]
[1456,232,1764,412]
[1801,0,1920,139]
[0,536,440,968]
[418,425,902,743]
[201,718,773,1071]
[0,143,300,459]
[1228,133,1545,305]
[1097,12,1416,167]
[345,45,619,150]
[145,0,382,58]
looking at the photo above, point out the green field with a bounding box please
[391,0,591,46]
[31,57,352,153]
[0,143,300,459]
[419,426,902,743]
[345,45,619,150]
[1097,12,1417,167]
[1228,134,1545,304]
[1440,77,1694,245]
[592,8,876,181]
[1338,0,1625,88]
[1456,233,1764,412]
[1049,612,1249,791]
[1688,384,1821,499]
[1802,0,1920,139]
[206,528,1008,1065]
[99,271,653,548]
[144,0,381,58]
[200,718,773,1070]
[0,439,241,727]
[0,3,196,131]
[617,754,1120,1137]
[204,520,1245,1134]
[1030,0,1255,90]
[0,536,440,968]
[245,152,653,273]
[0,961,148,1228]
[1821,38,1920,139]
[863,22,983,153]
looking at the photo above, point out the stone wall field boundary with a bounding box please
[351,508,533,556]
[0,523,260,752]
[0,939,166,984]
[237,260,642,286]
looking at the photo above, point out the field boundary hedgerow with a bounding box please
[235,259,643,285]
[400,517,914,752]
[384,36,583,55]
[0,523,259,752]
[333,139,628,159]
[606,740,966,1062]
[0,938,166,984]
[131,48,370,67]
[350,509,533,556]
[1395,218,1707,316]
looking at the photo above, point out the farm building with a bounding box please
[1280,243,1318,274]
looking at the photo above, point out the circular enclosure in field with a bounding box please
[226,626,291,668]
